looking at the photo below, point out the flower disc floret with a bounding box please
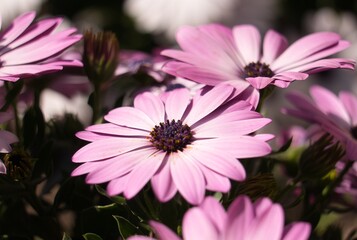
[243,62,274,78]
[150,119,193,153]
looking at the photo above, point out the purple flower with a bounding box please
[72,84,272,205]
[128,195,311,240]
[284,85,357,161]
[115,49,172,82]
[162,24,355,99]
[0,12,82,82]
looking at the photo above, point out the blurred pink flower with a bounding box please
[0,11,82,82]
[72,84,272,205]
[0,111,18,173]
[162,24,355,100]
[115,49,172,82]
[284,85,357,161]
[128,195,311,240]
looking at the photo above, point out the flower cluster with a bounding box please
[0,5,357,240]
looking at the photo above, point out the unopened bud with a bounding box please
[299,134,345,179]
[3,149,33,181]
[235,173,277,201]
[83,30,119,85]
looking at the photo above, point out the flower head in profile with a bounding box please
[162,24,355,98]
[284,85,357,161]
[128,195,311,240]
[0,11,82,82]
[72,84,272,205]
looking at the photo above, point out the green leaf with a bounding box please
[62,232,72,240]
[82,233,103,240]
[95,184,126,205]
[113,215,143,239]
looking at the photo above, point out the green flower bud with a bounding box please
[299,134,345,179]
[83,30,119,85]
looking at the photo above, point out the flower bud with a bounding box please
[83,30,119,85]
[3,149,33,181]
[235,173,277,201]
[299,134,345,179]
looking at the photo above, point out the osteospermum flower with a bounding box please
[0,11,82,82]
[0,112,18,173]
[284,85,357,161]
[128,195,311,240]
[162,24,355,98]
[72,84,272,204]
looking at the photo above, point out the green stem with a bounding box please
[91,84,102,124]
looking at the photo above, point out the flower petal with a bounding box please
[182,208,219,240]
[233,25,261,64]
[105,107,155,131]
[134,92,165,123]
[170,151,205,205]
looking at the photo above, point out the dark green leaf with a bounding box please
[113,215,143,239]
[82,233,103,240]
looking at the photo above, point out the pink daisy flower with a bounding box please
[0,11,82,82]
[71,84,272,205]
[161,24,355,98]
[284,85,357,161]
[128,195,311,240]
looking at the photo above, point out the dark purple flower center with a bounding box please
[350,126,357,139]
[243,62,274,78]
[150,119,193,153]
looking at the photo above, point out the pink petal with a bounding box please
[72,137,151,162]
[0,130,18,144]
[310,85,350,129]
[249,204,284,240]
[104,107,155,131]
[163,61,237,86]
[151,157,178,202]
[340,91,357,126]
[273,72,309,81]
[85,148,157,183]
[0,161,6,174]
[184,146,245,181]
[75,131,113,142]
[86,123,149,137]
[182,208,219,240]
[225,196,254,240]
[2,18,62,52]
[134,92,165,123]
[233,25,261,64]
[200,165,231,192]
[246,77,274,89]
[170,151,205,205]
[273,40,352,72]
[123,151,165,199]
[184,84,234,125]
[150,221,181,240]
[194,136,272,158]
[271,32,341,70]
[282,222,311,240]
[0,65,63,76]
[200,196,227,232]
[164,88,190,120]
[262,30,288,64]
[0,138,12,153]
[0,12,36,48]
[2,34,81,65]
[107,175,129,196]
[194,118,271,137]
